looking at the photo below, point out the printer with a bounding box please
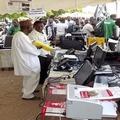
[66,84,103,119]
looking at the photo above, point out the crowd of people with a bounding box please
[0,15,119,45]
[0,14,120,100]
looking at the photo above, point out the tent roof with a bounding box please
[33,0,116,11]
[0,0,116,15]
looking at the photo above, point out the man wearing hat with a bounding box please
[11,20,42,100]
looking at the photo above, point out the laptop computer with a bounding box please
[3,35,13,49]
[73,60,96,85]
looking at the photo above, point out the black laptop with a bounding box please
[3,35,13,49]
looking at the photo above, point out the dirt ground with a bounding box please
[0,70,42,120]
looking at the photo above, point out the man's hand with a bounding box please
[50,40,60,45]
[36,46,42,49]
[46,54,53,59]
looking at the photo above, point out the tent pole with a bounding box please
[116,0,119,37]
[75,0,78,18]
[116,0,118,18]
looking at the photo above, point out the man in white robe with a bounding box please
[11,20,42,100]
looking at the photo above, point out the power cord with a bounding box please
[107,66,120,83]
[39,75,69,107]
[47,74,70,85]
[39,98,44,107]
[59,102,66,120]
[107,75,118,82]
[111,66,120,79]
[36,112,66,120]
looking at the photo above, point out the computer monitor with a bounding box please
[59,36,84,50]
[73,60,95,85]
[93,46,106,69]
[86,41,97,58]
[3,35,13,49]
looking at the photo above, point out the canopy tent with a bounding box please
[0,0,117,15]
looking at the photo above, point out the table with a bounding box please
[39,49,120,120]
[0,49,13,69]
[40,81,119,120]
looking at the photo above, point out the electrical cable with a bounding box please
[107,66,120,82]
[47,74,70,85]
[111,66,120,79]
[39,98,44,107]
[39,75,68,108]
[59,102,66,120]
[36,112,66,120]
[107,75,118,82]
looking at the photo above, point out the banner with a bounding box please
[7,0,31,12]
[28,8,46,17]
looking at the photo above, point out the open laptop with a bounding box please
[3,35,13,49]
[73,60,96,85]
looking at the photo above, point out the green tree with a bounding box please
[11,13,19,19]
[20,12,27,17]
[76,7,82,12]
[46,11,53,18]
[3,13,10,18]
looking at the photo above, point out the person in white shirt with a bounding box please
[29,21,49,57]
[65,16,76,27]
[115,18,120,52]
[82,23,94,37]
[0,28,7,43]
[82,17,95,43]
[28,21,53,84]
[56,18,68,39]
[45,18,56,41]
[11,20,42,100]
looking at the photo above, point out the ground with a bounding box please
[0,71,42,120]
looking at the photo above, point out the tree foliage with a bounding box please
[0,12,27,20]
[45,7,82,18]
[0,7,82,20]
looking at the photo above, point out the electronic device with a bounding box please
[84,41,97,63]
[3,35,13,49]
[65,48,75,55]
[53,58,73,72]
[71,32,86,42]
[63,55,77,61]
[94,75,108,86]
[105,51,119,61]
[66,84,103,119]
[71,32,86,36]
[73,60,95,85]
[59,36,85,50]
[94,65,113,75]
[86,41,97,58]
[77,55,86,62]
[93,46,106,69]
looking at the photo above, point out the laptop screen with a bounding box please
[3,36,13,49]
[74,60,95,85]
[86,41,97,58]
[93,46,106,69]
